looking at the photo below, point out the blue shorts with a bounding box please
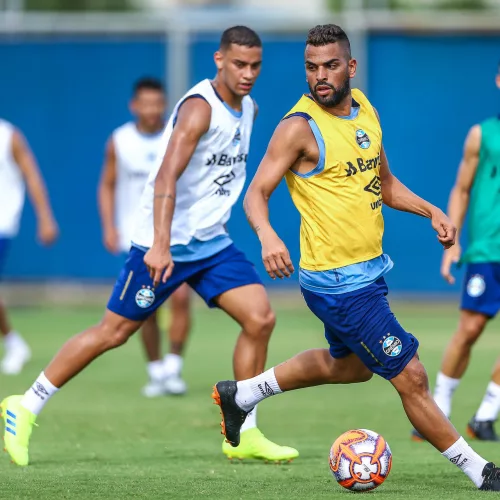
[461,263,500,318]
[301,277,419,380]
[0,238,11,277]
[107,243,262,321]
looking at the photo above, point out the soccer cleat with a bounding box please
[410,428,426,442]
[212,381,249,447]
[222,427,299,463]
[1,341,31,375]
[467,416,500,441]
[164,375,187,396]
[0,395,37,466]
[479,462,500,491]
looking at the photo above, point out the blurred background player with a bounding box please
[98,77,191,397]
[1,26,298,467]
[413,65,500,442]
[0,120,58,375]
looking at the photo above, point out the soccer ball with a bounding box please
[329,429,392,492]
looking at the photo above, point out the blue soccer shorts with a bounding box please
[301,277,419,380]
[0,238,11,277]
[461,263,500,318]
[107,243,263,321]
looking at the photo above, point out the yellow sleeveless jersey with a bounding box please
[284,89,384,271]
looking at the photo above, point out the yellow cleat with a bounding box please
[222,427,299,463]
[1,395,37,466]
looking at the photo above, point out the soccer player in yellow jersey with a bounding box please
[213,24,500,491]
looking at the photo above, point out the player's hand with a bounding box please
[431,210,456,250]
[144,244,174,287]
[260,230,295,279]
[441,243,461,285]
[103,227,120,255]
[37,216,59,246]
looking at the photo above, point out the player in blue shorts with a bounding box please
[0,120,58,375]
[413,65,500,442]
[0,26,298,466]
[213,25,500,491]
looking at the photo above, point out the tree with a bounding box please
[25,0,134,11]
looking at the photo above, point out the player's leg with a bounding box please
[391,355,500,490]
[0,246,183,466]
[0,238,30,375]
[163,283,191,395]
[140,311,166,398]
[432,310,488,420]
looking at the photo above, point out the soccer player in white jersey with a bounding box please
[0,121,58,375]
[1,26,298,466]
[98,77,191,398]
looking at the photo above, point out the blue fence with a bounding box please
[1,32,500,292]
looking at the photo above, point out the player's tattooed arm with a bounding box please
[376,109,456,250]
[152,98,211,250]
[244,117,309,278]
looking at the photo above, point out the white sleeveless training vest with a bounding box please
[132,79,255,248]
[112,122,166,252]
[0,120,25,237]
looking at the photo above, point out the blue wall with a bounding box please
[2,33,500,292]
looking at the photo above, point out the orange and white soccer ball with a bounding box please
[329,429,392,492]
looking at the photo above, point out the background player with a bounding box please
[415,65,500,442]
[1,26,298,466]
[213,24,500,491]
[98,77,191,398]
[0,120,58,375]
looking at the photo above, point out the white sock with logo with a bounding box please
[442,437,488,488]
[21,372,59,416]
[240,405,258,433]
[235,368,282,412]
[434,372,460,418]
[475,382,500,422]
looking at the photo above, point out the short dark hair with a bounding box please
[306,24,351,57]
[220,26,262,51]
[133,77,165,96]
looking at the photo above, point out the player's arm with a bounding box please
[12,129,58,245]
[373,108,455,250]
[97,138,119,254]
[244,117,309,279]
[440,125,481,283]
[379,145,455,249]
[144,98,211,286]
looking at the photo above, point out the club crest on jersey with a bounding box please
[356,129,371,149]
[147,152,157,162]
[135,286,155,308]
[381,335,402,357]
[467,274,485,298]
[232,127,241,146]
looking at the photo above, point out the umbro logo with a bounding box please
[258,382,274,397]
[36,383,49,396]
[364,175,381,196]
[450,454,468,467]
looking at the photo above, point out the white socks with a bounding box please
[164,353,183,377]
[240,405,258,433]
[442,437,488,488]
[434,372,460,418]
[21,372,59,416]
[476,382,500,422]
[235,368,282,412]
[147,360,165,382]
[3,331,26,350]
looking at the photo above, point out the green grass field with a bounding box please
[1,300,499,499]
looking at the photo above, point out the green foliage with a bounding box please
[25,0,134,12]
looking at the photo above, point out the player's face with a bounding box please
[131,89,166,129]
[305,43,356,108]
[215,44,262,96]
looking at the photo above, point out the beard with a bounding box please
[309,73,351,108]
